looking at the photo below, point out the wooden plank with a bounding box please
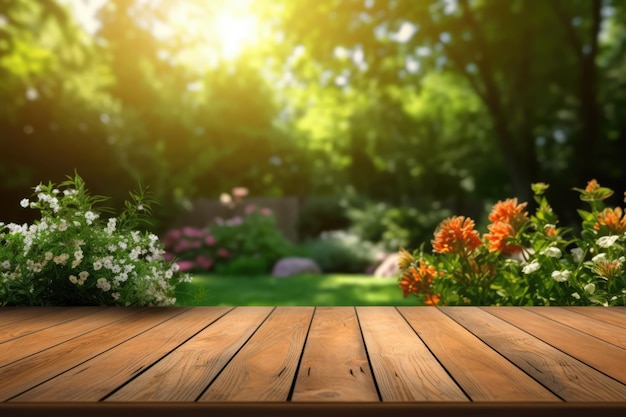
[11,307,232,402]
[0,307,66,326]
[108,306,273,402]
[291,307,379,402]
[561,307,626,329]
[525,306,626,349]
[0,307,104,343]
[0,307,141,367]
[485,307,626,384]
[442,307,626,401]
[398,307,559,402]
[0,307,187,401]
[356,307,468,402]
[198,306,314,402]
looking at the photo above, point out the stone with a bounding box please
[271,257,322,278]
[373,252,400,278]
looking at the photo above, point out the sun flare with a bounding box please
[162,0,261,67]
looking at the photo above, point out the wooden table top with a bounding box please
[0,306,625,416]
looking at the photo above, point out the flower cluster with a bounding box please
[0,174,192,306]
[162,203,293,275]
[398,180,626,306]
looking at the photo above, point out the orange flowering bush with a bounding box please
[398,180,626,306]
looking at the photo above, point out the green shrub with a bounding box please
[162,205,294,274]
[296,230,383,273]
[0,173,192,306]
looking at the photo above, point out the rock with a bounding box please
[373,253,400,278]
[271,257,322,278]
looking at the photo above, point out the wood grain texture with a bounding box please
[0,307,140,367]
[398,307,559,402]
[356,307,468,402]
[0,307,66,326]
[442,307,626,401]
[13,307,232,402]
[524,306,626,349]
[0,307,186,401]
[561,306,626,329]
[198,306,314,402]
[485,306,626,384]
[108,306,272,401]
[0,307,104,343]
[291,307,379,402]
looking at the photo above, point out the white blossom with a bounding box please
[597,235,619,248]
[570,247,584,263]
[551,270,570,282]
[584,283,596,294]
[542,246,562,258]
[522,260,541,274]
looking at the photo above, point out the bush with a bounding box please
[162,204,294,275]
[0,173,191,306]
[345,198,451,252]
[296,230,383,273]
[398,179,626,306]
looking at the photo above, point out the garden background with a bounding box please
[1,0,625,305]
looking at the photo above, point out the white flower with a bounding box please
[112,292,120,300]
[69,275,78,285]
[570,247,584,263]
[551,270,571,282]
[522,260,541,274]
[58,220,68,232]
[106,218,116,235]
[96,278,111,292]
[84,211,98,225]
[542,246,562,258]
[1,260,10,269]
[93,260,103,271]
[592,253,607,262]
[20,198,29,208]
[584,283,596,294]
[571,292,580,300]
[597,235,619,248]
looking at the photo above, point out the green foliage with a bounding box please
[296,231,382,274]
[399,180,626,306]
[0,173,192,306]
[296,195,350,240]
[344,195,451,252]
[162,205,294,275]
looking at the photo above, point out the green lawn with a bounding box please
[174,273,422,306]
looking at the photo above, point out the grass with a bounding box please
[174,273,422,306]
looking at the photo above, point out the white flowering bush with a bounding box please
[0,173,192,306]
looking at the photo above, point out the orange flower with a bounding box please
[484,221,521,254]
[397,247,415,271]
[488,198,529,230]
[398,260,440,305]
[432,216,482,254]
[585,179,600,193]
[595,207,626,234]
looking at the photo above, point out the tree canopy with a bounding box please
[1,0,625,232]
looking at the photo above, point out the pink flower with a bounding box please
[245,204,257,214]
[261,208,272,216]
[195,255,213,270]
[217,248,230,258]
[176,260,195,272]
[182,226,204,238]
[163,252,174,262]
[204,235,216,246]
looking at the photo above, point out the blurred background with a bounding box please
[1,0,625,249]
